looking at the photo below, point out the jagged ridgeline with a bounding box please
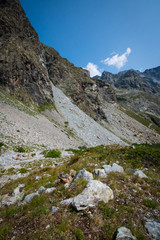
[0,0,116,121]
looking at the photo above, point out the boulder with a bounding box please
[116,227,136,239]
[111,163,124,173]
[102,164,112,173]
[102,163,124,173]
[71,180,113,211]
[0,184,25,207]
[73,169,93,181]
[134,170,148,178]
[92,169,107,178]
[145,219,160,240]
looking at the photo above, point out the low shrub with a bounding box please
[44,149,61,158]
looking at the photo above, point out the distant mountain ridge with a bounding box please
[97,66,160,91]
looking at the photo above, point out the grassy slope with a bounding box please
[0,144,160,240]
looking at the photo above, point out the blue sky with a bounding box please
[20,0,160,76]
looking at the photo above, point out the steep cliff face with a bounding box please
[0,0,116,121]
[0,0,53,106]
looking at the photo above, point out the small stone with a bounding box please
[45,187,56,194]
[51,206,59,213]
[64,183,70,188]
[116,227,136,239]
[46,181,51,185]
[134,170,148,178]
[46,224,50,229]
[37,186,46,194]
[35,176,41,181]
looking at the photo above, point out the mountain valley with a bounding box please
[0,1,160,239]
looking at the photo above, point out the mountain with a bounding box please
[99,68,160,124]
[0,0,116,122]
[0,0,160,150]
[141,66,160,85]
[101,69,160,93]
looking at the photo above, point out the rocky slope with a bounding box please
[0,0,160,150]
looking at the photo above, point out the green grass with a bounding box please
[74,228,86,240]
[19,168,28,174]
[44,149,61,158]
[143,198,158,209]
[0,143,159,240]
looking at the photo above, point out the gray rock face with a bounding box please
[73,169,93,181]
[145,219,160,240]
[134,170,148,178]
[116,227,136,240]
[71,180,114,211]
[92,169,107,178]
[102,163,124,173]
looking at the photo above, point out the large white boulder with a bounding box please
[71,180,113,211]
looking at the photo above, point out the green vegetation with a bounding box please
[0,143,159,240]
[38,103,57,112]
[74,228,86,240]
[18,168,28,174]
[44,149,61,158]
[143,198,158,209]
[15,146,26,153]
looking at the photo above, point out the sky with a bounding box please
[20,0,160,77]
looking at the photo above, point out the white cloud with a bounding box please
[102,47,131,69]
[85,62,101,77]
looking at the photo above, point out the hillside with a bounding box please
[0,1,160,240]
